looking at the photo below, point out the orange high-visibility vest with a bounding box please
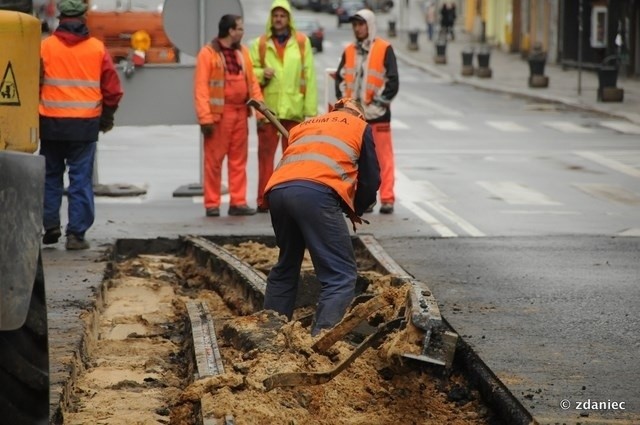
[265,110,367,212]
[343,38,390,104]
[40,36,104,118]
[205,44,257,115]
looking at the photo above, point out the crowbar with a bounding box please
[247,98,289,139]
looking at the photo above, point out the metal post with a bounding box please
[577,0,583,95]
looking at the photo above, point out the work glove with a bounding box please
[345,209,370,233]
[99,105,118,133]
[200,123,214,137]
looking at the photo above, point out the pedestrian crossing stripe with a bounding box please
[0,62,20,106]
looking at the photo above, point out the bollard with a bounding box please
[408,30,419,51]
[527,44,548,88]
[434,38,446,64]
[475,45,492,78]
[597,56,624,102]
[461,48,474,76]
[387,20,396,38]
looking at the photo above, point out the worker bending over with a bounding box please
[262,98,380,336]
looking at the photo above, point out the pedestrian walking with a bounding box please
[194,14,264,217]
[335,8,399,214]
[423,0,436,41]
[39,0,123,250]
[263,98,380,336]
[250,0,318,212]
[440,1,456,41]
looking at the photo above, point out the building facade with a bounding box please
[461,0,639,77]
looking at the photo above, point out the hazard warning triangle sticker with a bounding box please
[0,61,21,106]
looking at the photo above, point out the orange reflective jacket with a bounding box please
[194,42,261,124]
[40,36,104,118]
[342,39,390,104]
[265,110,368,212]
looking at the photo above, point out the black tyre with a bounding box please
[0,253,49,425]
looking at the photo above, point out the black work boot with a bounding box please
[43,227,62,245]
[66,234,90,250]
[228,205,257,216]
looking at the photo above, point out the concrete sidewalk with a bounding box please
[385,23,640,126]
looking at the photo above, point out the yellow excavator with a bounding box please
[0,5,50,425]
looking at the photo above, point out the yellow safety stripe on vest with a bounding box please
[292,134,359,163]
[42,78,100,87]
[209,98,225,106]
[277,153,356,184]
[209,80,224,87]
[258,32,307,95]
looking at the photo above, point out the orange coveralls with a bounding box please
[194,43,263,210]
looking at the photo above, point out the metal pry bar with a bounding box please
[247,98,289,139]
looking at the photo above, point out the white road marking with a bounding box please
[477,181,562,205]
[618,228,640,236]
[400,201,458,237]
[429,120,468,131]
[392,119,410,129]
[575,151,640,178]
[599,121,640,135]
[486,121,529,132]
[572,183,640,205]
[398,91,464,117]
[423,201,485,237]
[543,121,593,133]
[412,180,449,202]
[395,172,484,237]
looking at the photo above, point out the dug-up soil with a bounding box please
[62,242,497,425]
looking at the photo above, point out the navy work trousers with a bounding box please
[265,183,357,336]
[40,139,96,237]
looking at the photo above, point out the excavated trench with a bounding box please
[57,235,534,425]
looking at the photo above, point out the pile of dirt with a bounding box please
[63,243,494,425]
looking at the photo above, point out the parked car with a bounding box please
[290,0,309,9]
[336,0,366,27]
[297,17,324,53]
[367,0,393,12]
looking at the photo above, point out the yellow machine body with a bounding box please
[0,11,40,153]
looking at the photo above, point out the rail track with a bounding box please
[55,234,535,424]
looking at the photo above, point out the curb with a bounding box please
[394,49,639,124]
